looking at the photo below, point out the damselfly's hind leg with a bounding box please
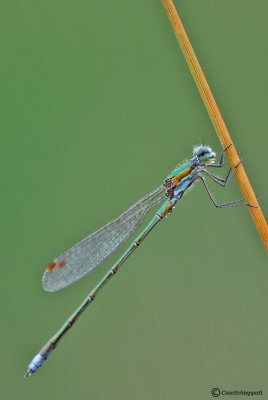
[195,175,257,208]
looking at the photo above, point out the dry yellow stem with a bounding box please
[161,0,268,251]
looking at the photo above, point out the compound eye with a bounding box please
[193,145,213,158]
[197,150,207,158]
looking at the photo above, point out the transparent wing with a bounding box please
[42,185,166,292]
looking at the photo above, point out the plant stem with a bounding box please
[161,0,267,251]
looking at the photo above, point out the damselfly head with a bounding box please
[193,145,216,163]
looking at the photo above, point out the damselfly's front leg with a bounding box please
[204,144,232,169]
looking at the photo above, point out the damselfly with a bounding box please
[25,144,252,377]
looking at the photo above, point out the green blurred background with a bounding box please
[1,0,267,399]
